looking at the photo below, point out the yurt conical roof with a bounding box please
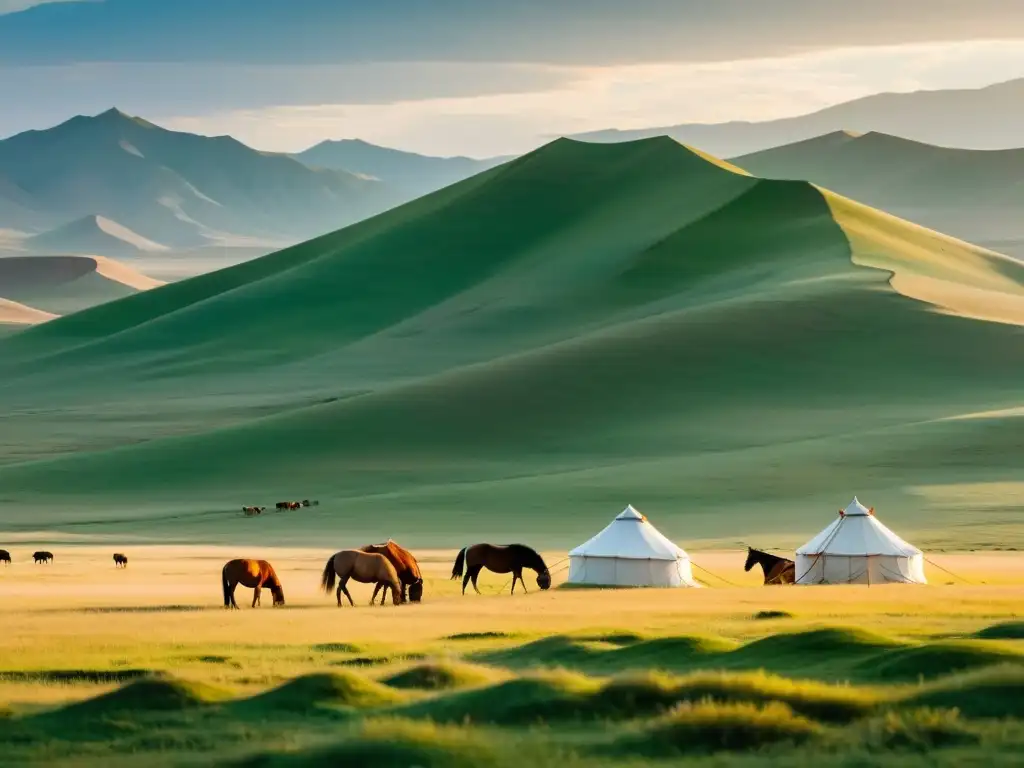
[797,497,921,557]
[569,505,689,560]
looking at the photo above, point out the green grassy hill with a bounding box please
[0,137,1021,546]
[735,131,1024,258]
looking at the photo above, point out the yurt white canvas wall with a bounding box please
[795,498,926,585]
[567,505,699,588]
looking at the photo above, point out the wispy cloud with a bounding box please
[157,41,1024,156]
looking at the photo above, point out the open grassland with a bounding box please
[0,547,1021,765]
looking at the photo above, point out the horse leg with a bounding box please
[371,583,382,604]
[336,583,344,607]
[252,585,261,608]
[469,565,483,595]
[340,576,355,607]
[462,570,472,595]
[510,571,519,594]
[229,582,240,610]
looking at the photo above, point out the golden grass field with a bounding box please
[0,546,1022,765]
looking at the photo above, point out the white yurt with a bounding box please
[795,497,927,585]
[567,505,700,588]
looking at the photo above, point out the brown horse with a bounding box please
[222,559,285,609]
[744,548,796,585]
[0,549,10,565]
[33,551,53,564]
[320,550,403,607]
[451,544,551,595]
[275,501,301,511]
[242,506,265,516]
[113,553,128,568]
[362,540,424,604]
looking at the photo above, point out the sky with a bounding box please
[1,1,1023,156]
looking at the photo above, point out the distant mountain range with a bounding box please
[0,109,403,248]
[735,131,1024,258]
[294,139,507,199]
[573,79,1024,158]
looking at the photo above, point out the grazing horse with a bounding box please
[221,559,285,609]
[0,550,10,565]
[451,544,551,595]
[242,506,265,516]
[113,553,128,568]
[362,539,424,604]
[275,501,301,511]
[301,499,319,507]
[744,548,796,585]
[321,550,403,607]
[33,551,53,564]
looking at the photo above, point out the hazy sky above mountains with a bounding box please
[1,0,1023,155]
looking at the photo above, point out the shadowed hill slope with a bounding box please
[735,132,1024,258]
[0,255,163,315]
[0,137,1021,543]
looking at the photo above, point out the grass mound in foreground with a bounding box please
[49,674,225,718]
[236,719,505,768]
[975,621,1024,640]
[384,661,502,691]
[240,672,406,715]
[906,666,1024,719]
[615,701,821,757]
[855,708,982,752]
[732,627,903,663]
[860,641,1024,682]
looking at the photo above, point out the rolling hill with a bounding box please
[295,139,507,198]
[0,254,163,315]
[26,214,169,258]
[0,296,54,327]
[573,78,1024,157]
[0,138,1021,546]
[734,132,1024,258]
[0,108,403,247]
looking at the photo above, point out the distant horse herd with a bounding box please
[242,500,319,516]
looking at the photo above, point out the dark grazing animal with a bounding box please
[451,544,551,595]
[33,551,53,564]
[221,559,285,609]
[321,550,403,607]
[362,539,424,603]
[744,548,796,585]
[301,499,319,507]
[275,501,301,511]
[0,550,10,565]
[113,553,128,568]
[242,506,265,516]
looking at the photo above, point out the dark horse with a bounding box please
[744,548,796,585]
[221,559,285,608]
[363,540,423,604]
[113,553,128,568]
[451,544,551,595]
[33,551,53,564]
[0,549,10,565]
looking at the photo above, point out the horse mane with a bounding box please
[507,543,547,572]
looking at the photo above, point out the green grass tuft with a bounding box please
[616,701,821,756]
[235,719,505,768]
[860,641,1024,682]
[753,610,794,620]
[856,708,982,752]
[906,665,1024,719]
[383,661,502,691]
[974,621,1024,640]
[311,643,362,654]
[239,672,406,715]
[47,673,227,719]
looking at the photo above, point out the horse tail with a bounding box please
[221,564,231,607]
[451,547,467,580]
[320,556,337,594]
